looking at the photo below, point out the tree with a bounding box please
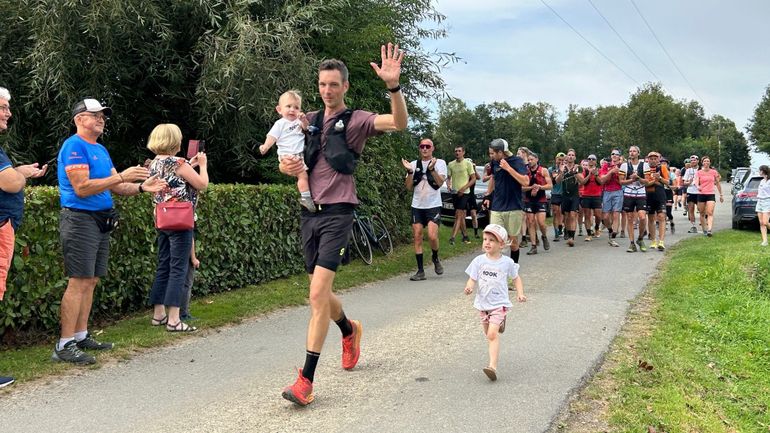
[0,0,455,184]
[748,85,770,154]
[709,115,750,170]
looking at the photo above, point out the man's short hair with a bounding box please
[0,87,11,101]
[454,145,465,151]
[319,59,349,82]
[147,123,183,155]
[517,146,532,157]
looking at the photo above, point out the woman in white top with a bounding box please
[755,165,770,246]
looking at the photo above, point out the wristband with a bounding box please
[138,184,144,194]
[387,84,401,93]
[118,174,125,183]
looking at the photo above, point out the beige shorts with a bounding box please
[490,210,523,240]
[278,153,308,171]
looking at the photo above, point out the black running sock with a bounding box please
[335,311,353,337]
[416,253,424,272]
[511,248,520,263]
[474,227,479,236]
[431,249,439,262]
[302,351,321,382]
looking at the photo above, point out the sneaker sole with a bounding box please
[483,367,497,381]
[51,352,96,365]
[343,320,362,370]
[282,388,314,406]
[0,379,15,388]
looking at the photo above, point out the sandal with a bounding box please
[151,315,168,326]
[166,321,197,333]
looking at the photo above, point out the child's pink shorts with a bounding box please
[479,306,508,326]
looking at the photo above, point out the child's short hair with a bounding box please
[279,90,302,106]
[147,123,182,155]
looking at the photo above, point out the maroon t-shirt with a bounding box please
[306,108,381,205]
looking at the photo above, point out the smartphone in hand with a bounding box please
[187,139,205,159]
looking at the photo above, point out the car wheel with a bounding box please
[732,219,738,230]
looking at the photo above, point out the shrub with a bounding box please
[0,150,413,342]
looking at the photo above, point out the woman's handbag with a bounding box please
[155,201,194,231]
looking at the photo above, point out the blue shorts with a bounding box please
[602,189,623,213]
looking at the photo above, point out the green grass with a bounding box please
[0,227,479,384]
[596,230,770,432]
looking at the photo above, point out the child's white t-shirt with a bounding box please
[268,118,305,156]
[465,254,517,311]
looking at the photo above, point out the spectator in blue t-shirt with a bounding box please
[482,138,529,264]
[52,98,166,365]
[0,86,48,388]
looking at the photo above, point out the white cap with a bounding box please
[483,223,509,245]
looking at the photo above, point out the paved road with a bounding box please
[0,196,731,433]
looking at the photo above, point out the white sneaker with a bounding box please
[762,241,768,247]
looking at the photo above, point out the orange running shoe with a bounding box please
[282,368,314,406]
[341,319,362,370]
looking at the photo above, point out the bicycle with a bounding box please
[349,210,393,265]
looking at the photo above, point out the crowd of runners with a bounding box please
[406,143,724,276]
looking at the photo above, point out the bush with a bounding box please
[0,137,413,342]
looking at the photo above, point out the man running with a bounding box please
[446,145,475,245]
[549,152,565,242]
[576,154,602,242]
[618,145,650,252]
[522,152,552,254]
[683,155,700,233]
[599,149,623,247]
[553,149,580,247]
[278,43,407,406]
[644,152,669,250]
[403,138,446,280]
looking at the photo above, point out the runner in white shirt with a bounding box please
[618,145,651,252]
[402,138,447,281]
[682,155,701,233]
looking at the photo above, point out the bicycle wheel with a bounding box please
[370,215,393,255]
[350,220,373,265]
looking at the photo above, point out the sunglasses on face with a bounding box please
[419,145,432,150]
[588,157,596,161]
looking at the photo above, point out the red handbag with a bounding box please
[155,201,194,231]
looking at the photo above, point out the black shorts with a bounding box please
[561,195,580,213]
[466,196,479,211]
[687,193,699,204]
[411,206,441,227]
[674,187,684,196]
[646,192,666,213]
[697,194,716,203]
[550,194,562,206]
[580,196,602,209]
[623,196,648,213]
[60,208,111,278]
[524,201,547,213]
[301,205,354,274]
[452,193,470,211]
[664,188,674,203]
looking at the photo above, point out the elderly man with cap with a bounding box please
[482,138,528,263]
[0,86,48,387]
[403,138,447,281]
[598,148,624,246]
[53,98,166,365]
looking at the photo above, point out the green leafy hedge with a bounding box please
[1,166,412,341]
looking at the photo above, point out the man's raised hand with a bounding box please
[370,42,404,88]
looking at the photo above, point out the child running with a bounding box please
[464,223,526,381]
[259,90,315,212]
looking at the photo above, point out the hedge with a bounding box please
[1,182,411,342]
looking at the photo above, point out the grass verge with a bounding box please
[557,229,770,432]
[0,227,480,386]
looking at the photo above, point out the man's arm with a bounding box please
[542,167,552,190]
[0,166,26,193]
[499,159,528,186]
[371,43,408,132]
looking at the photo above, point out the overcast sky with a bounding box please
[424,0,770,164]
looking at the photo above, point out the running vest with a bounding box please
[304,109,359,175]
[413,161,441,190]
[527,165,547,202]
